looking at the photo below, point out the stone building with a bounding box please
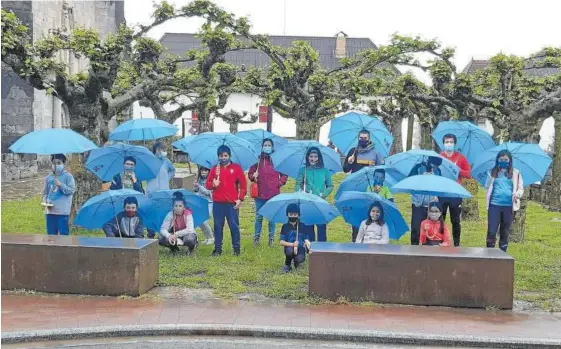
[1,0,125,180]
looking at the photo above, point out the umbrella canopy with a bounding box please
[391,175,472,199]
[385,149,460,181]
[335,191,409,240]
[186,132,259,170]
[139,189,210,231]
[471,142,552,187]
[109,118,178,141]
[172,135,197,153]
[328,111,393,157]
[86,143,162,181]
[432,121,495,165]
[270,140,342,179]
[334,165,405,200]
[8,128,98,155]
[235,129,288,152]
[257,191,340,225]
[74,189,148,230]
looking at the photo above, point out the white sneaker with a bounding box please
[204,238,215,245]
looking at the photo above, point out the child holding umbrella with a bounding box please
[279,204,312,272]
[419,202,452,246]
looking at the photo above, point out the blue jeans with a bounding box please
[487,204,513,252]
[254,198,276,240]
[308,224,327,242]
[213,202,241,253]
[46,214,69,235]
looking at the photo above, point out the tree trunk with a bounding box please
[550,113,561,209]
[510,197,528,243]
[460,178,480,221]
[229,122,238,134]
[295,118,319,140]
[420,124,433,149]
[390,119,403,154]
[406,116,414,150]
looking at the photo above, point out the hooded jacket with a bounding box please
[248,154,288,200]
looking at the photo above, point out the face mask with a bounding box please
[159,151,167,158]
[288,217,298,223]
[174,207,184,216]
[373,178,383,186]
[125,210,136,217]
[358,139,369,148]
[370,212,380,220]
[54,164,64,173]
[219,158,230,165]
[201,173,208,179]
[428,212,441,221]
[262,146,273,155]
[443,144,454,152]
[498,160,509,169]
[124,165,134,172]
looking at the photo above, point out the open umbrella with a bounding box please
[139,189,210,232]
[257,191,340,225]
[74,189,148,230]
[186,132,259,170]
[8,128,98,155]
[172,135,197,153]
[335,191,409,240]
[432,121,495,165]
[335,165,405,199]
[391,175,472,199]
[385,149,460,181]
[270,140,342,179]
[471,142,552,187]
[109,118,178,141]
[328,111,393,157]
[236,129,288,152]
[86,143,161,181]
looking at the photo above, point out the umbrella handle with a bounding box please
[115,216,122,238]
[294,224,298,255]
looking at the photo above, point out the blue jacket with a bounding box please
[110,173,144,193]
[102,212,144,238]
[42,170,76,215]
[280,222,313,245]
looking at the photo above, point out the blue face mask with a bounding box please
[498,160,510,169]
[54,164,64,174]
[262,146,273,155]
[443,144,455,152]
[373,177,384,186]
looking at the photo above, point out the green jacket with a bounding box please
[295,166,334,198]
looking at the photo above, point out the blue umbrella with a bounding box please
[328,111,393,157]
[432,121,495,165]
[391,175,472,199]
[236,129,288,152]
[471,142,552,187]
[257,191,340,225]
[172,135,197,153]
[335,165,405,200]
[385,149,460,181]
[335,191,409,240]
[8,128,98,155]
[270,140,342,179]
[74,189,148,230]
[86,143,162,181]
[139,189,210,232]
[109,118,178,141]
[186,132,259,171]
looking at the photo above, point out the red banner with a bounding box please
[259,106,268,123]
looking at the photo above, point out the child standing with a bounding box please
[419,202,452,246]
[193,166,215,245]
[355,202,390,244]
[42,154,76,235]
[279,204,312,272]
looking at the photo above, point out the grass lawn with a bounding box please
[2,174,560,310]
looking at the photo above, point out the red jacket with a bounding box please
[205,162,247,203]
[248,155,288,200]
[440,151,471,183]
[419,219,452,246]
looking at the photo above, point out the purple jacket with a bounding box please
[248,155,288,200]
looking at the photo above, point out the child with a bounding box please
[366,169,394,201]
[485,150,523,252]
[158,192,198,255]
[295,147,333,242]
[419,202,452,246]
[102,196,145,238]
[279,204,312,272]
[42,154,76,235]
[409,157,441,245]
[205,145,247,256]
[193,166,215,245]
[355,202,390,244]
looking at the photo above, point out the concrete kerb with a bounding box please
[2,324,561,348]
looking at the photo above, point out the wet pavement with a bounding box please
[2,292,561,340]
[1,171,49,201]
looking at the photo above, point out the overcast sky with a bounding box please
[125,0,561,75]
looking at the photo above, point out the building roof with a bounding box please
[160,33,397,72]
[462,56,559,77]
[461,59,489,74]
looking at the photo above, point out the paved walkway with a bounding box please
[2,293,561,340]
[1,171,49,201]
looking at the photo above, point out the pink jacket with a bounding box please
[248,155,288,200]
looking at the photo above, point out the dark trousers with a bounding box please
[46,214,70,235]
[158,233,198,251]
[308,224,327,242]
[351,226,359,242]
[440,197,462,247]
[147,229,156,239]
[487,204,513,252]
[213,202,241,253]
[284,246,306,267]
[411,205,428,245]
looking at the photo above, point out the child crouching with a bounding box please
[419,202,452,246]
[279,204,312,272]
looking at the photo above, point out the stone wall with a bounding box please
[1,153,39,181]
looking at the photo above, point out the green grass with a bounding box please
[2,174,560,310]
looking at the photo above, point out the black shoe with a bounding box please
[187,246,195,256]
[211,250,222,257]
[233,250,240,256]
[253,238,259,247]
[169,245,180,254]
[268,237,274,247]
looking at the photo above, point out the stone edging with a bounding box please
[2,324,561,348]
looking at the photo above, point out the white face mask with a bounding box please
[159,151,167,158]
